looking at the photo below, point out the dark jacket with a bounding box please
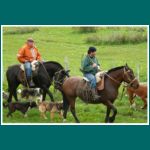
[81,55,100,75]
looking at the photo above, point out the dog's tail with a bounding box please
[3,102,8,108]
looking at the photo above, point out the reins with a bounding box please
[23,65,30,89]
[104,73,121,85]
[39,61,52,84]
[104,67,137,87]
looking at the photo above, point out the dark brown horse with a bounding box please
[54,64,139,123]
[6,61,69,103]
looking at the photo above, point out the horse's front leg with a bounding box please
[104,100,117,123]
[42,91,46,101]
[105,106,111,123]
[109,103,117,123]
[42,86,54,102]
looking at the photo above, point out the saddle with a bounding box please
[83,71,105,91]
[95,71,106,91]
[19,61,40,86]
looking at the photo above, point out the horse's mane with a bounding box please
[107,66,125,74]
[44,61,63,68]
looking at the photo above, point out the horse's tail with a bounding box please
[61,91,69,110]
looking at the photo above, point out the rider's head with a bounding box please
[88,47,97,57]
[27,38,34,47]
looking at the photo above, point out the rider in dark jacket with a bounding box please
[81,47,100,100]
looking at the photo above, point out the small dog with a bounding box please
[3,101,37,117]
[37,101,63,120]
[18,88,42,100]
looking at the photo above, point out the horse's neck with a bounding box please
[45,64,61,76]
[107,69,124,87]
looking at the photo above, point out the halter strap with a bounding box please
[104,73,121,85]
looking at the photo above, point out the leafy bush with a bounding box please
[73,27,97,33]
[86,32,147,45]
[3,27,39,35]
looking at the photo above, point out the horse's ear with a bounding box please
[66,70,70,73]
[125,63,128,67]
[65,70,70,77]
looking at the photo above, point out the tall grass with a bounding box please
[3,27,39,35]
[73,27,97,33]
[86,32,147,45]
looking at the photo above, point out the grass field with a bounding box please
[2,26,148,124]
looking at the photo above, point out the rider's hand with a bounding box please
[92,63,97,68]
[29,59,33,62]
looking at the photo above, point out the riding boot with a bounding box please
[27,76,35,88]
[91,89,101,101]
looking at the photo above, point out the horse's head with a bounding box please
[54,69,70,90]
[123,64,139,89]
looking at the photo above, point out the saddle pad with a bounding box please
[20,64,25,71]
[95,71,106,83]
[97,76,105,91]
[83,77,90,82]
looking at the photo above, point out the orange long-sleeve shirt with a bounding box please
[17,44,41,63]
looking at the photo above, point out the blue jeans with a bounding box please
[84,73,96,88]
[24,62,32,77]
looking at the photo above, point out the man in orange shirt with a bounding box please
[17,38,41,87]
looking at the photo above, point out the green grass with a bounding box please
[2,27,148,124]
[86,32,147,45]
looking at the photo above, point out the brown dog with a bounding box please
[126,83,147,109]
[37,101,63,120]
[3,101,37,117]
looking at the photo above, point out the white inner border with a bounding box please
[1,25,149,126]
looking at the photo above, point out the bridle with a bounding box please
[105,67,137,87]
[122,67,137,87]
[53,69,67,88]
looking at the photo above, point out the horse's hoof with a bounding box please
[141,106,147,109]
[63,119,67,123]
[105,121,110,123]
[109,117,115,123]
[24,114,28,118]
[130,103,136,109]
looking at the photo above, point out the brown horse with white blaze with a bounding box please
[54,64,139,123]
